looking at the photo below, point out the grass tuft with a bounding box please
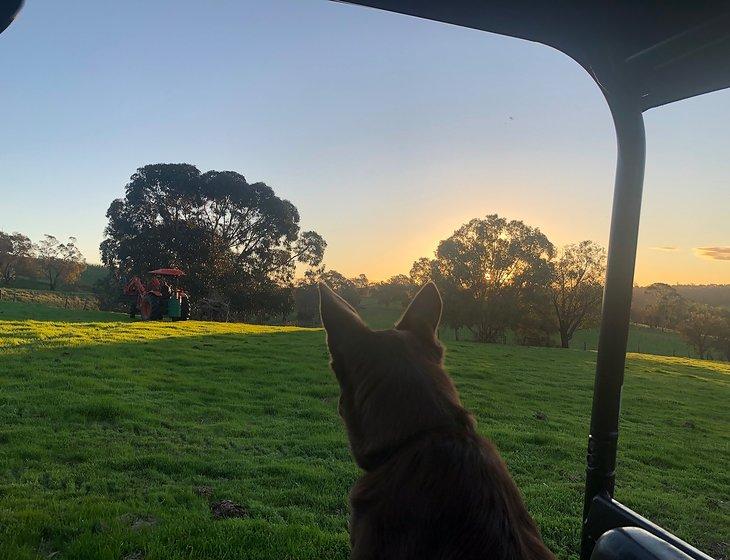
[74,400,127,424]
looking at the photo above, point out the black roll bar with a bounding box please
[580,66,717,560]
[580,88,646,558]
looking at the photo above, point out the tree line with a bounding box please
[365,215,607,349]
[22,161,722,360]
[99,168,606,345]
[239,215,605,352]
[0,232,86,291]
[290,216,606,351]
[631,283,730,360]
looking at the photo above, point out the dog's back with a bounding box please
[350,415,552,560]
[319,282,555,560]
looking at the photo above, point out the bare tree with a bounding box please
[350,274,371,297]
[711,309,730,361]
[549,241,606,348]
[0,231,35,285]
[643,283,687,330]
[36,235,86,291]
[409,257,434,287]
[679,305,722,359]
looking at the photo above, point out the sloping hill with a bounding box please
[0,303,727,559]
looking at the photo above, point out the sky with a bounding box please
[0,0,728,285]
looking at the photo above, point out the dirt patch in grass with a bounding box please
[195,485,213,499]
[211,500,249,520]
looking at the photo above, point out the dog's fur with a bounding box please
[319,281,555,560]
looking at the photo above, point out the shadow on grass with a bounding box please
[0,324,727,560]
[0,327,351,560]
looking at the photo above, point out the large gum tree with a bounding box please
[101,163,325,317]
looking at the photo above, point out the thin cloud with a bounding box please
[650,246,679,252]
[694,246,730,261]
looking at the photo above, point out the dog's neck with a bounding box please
[358,410,475,472]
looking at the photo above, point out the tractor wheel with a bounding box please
[141,293,162,320]
[180,294,190,321]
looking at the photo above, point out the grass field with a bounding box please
[0,301,728,560]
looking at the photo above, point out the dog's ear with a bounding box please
[319,282,367,354]
[396,282,442,340]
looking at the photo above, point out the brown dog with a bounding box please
[319,281,555,560]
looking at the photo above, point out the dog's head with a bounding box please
[319,282,468,470]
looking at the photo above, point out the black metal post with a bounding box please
[580,91,646,560]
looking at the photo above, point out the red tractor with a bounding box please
[123,268,190,321]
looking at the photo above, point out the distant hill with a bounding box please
[673,284,730,308]
[633,284,730,309]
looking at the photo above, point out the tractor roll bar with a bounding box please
[580,88,645,557]
[580,79,712,560]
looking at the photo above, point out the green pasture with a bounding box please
[0,301,727,559]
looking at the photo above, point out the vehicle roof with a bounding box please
[338,1,730,111]
[0,1,22,35]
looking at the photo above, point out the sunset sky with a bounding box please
[1,0,728,285]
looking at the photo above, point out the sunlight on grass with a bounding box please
[0,301,727,560]
[0,301,313,352]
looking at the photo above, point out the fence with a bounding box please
[0,287,100,311]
